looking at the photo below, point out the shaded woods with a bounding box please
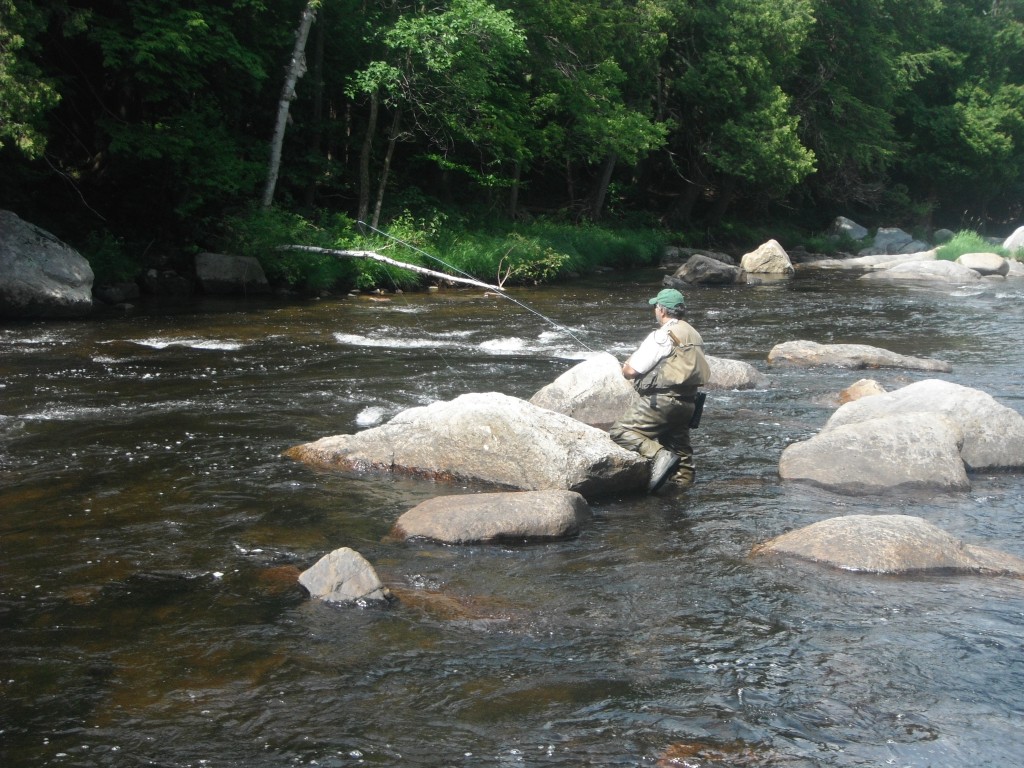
[2,0,1023,286]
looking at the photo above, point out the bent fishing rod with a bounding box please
[357,220,598,354]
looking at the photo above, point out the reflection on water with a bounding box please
[3,269,1024,766]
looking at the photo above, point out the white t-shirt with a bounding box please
[625,320,678,375]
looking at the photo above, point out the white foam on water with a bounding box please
[479,336,528,354]
[334,331,464,349]
[355,406,388,427]
[130,337,244,351]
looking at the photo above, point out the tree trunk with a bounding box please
[507,160,521,219]
[670,180,702,227]
[590,151,618,221]
[303,8,326,208]
[707,175,737,225]
[358,91,379,224]
[371,107,402,229]
[261,1,318,209]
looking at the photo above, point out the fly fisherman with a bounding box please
[609,288,710,493]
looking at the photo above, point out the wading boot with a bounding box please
[648,449,681,494]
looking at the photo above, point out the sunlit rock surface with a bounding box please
[823,379,1024,471]
[752,515,1024,576]
[298,547,390,603]
[391,490,591,544]
[285,391,648,497]
[767,340,952,372]
[779,413,969,494]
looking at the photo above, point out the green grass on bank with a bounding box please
[213,207,670,293]
[83,205,1023,290]
[935,230,1012,261]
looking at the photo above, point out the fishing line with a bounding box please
[358,221,598,354]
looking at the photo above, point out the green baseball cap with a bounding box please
[648,288,685,308]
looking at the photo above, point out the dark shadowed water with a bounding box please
[3,267,1024,767]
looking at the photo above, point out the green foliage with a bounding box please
[4,0,1024,260]
[427,219,666,286]
[935,230,1009,261]
[81,232,138,284]
[0,0,61,156]
[219,207,360,290]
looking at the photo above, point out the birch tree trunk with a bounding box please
[261,1,318,209]
[303,10,326,208]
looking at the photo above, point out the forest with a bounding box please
[2,0,1023,289]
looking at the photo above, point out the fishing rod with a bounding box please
[357,220,598,354]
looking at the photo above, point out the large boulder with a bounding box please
[779,413,970,494]
[285,391,649,497]
[195,252,271,295]
[740,239,794,275]
[860,259,981,284]
[391,490,591,544]
[956,252,1009,277]
[751,515,1024,576]
[664,254,747,286]
[706,356,769,390]
[767,340,952,372]
[298,547,390,603]
[0,210,94,319]
[1004,225,1024,255]
[529,352,636,428]
[529,352,766,428]
[822,379,1024,471]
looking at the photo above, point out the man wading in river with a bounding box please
[610,288,710,493]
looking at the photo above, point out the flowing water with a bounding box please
[3,267,1024,767]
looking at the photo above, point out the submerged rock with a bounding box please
[751,515,1024,576]
[767,340,952,372]
[391,490,591,544]
[859,259,981,284]
[285,391,648,497]
[838,378,886,404]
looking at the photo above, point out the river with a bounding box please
[2,267,1024,767]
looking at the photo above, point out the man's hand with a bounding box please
[622,362,639,380]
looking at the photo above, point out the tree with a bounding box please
[660,0,816,224]
[262,0,320,209]
[512,0,670,219]
[0,0,60,157]
[349,0,529,225]
[894,0,1024,228]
